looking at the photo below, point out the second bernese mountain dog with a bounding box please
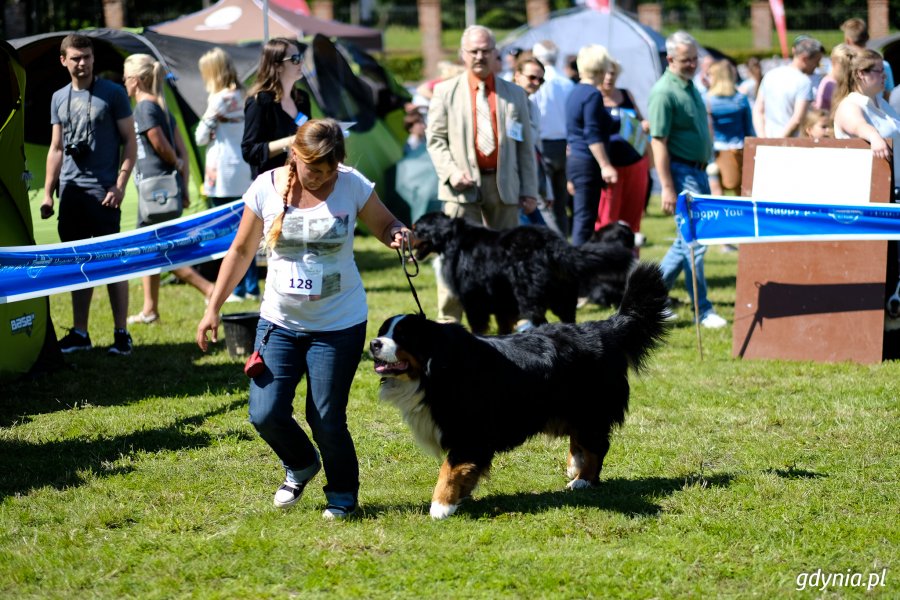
[412,212,635,334]
[370,263,670,519]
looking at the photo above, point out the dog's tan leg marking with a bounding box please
[567,446,582,480]
[566,439,599,490]
[430,459,481,519]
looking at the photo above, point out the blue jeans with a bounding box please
[660,161,714,318]
[232,260,260,297]
[248,319,366,508]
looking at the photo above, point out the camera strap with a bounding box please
[64,77,95,145]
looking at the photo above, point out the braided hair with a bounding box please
[264,119,346,250]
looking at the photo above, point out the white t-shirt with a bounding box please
[530,65,573,140]
[245,165,375,332]
[757,65,814,137]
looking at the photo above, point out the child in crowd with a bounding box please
[802,109,834,139]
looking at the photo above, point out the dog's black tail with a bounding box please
[611,262,670,371]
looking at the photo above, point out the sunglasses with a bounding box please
[524,74,544,84]
[281,53,302,65]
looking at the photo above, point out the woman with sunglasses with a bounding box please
[833,48,900,189]
[199,119,410,519]
[241,38,312,179]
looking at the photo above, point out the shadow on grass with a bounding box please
[0,398,248,500]
[767,466,825,480]
[706,273,737,290]
[1,342,248,427]
[358,473,735,519]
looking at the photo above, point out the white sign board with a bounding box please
[751,146,873,204]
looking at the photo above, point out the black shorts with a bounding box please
[57,183,121,243]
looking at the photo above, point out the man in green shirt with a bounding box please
[647,30,726,329]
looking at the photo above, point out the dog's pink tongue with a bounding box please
[374,361,408,374]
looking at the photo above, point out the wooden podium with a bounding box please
[732,138,893,364]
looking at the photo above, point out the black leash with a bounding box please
[395,230,425,317]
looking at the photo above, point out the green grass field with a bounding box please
[2,202,898,597]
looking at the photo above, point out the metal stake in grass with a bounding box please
[689,242,704,360]
[684,192,704,360]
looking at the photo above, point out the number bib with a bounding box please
[271,260,323,296]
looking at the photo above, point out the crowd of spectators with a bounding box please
[47,15,899,349]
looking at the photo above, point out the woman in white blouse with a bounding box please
[833,48,900,186]
[196,47,257,301]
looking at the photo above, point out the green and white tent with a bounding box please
[0,39,57,379]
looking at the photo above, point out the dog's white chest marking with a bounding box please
[379,379,443,458]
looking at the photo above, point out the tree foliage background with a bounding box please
[1,0,897,43]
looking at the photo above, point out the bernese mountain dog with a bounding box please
[412,212,635,334]
[371,262,670,519]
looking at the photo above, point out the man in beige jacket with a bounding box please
[426,24,539,324]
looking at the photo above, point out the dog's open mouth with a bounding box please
[373,359,409,375]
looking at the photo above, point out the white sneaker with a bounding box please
[700,312,727,329]
[225,293,244,303]
[322,504,357,520]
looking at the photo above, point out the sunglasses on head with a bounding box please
[281,53,302,65]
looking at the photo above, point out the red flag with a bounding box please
[271,0,311,16]
[586,0,611,13]
[769,0,789,58]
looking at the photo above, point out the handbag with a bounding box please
[138,172,182,224]
[137,109,183,225]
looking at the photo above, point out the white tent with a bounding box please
[500,7,664,115]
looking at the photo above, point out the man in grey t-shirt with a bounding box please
[41,33,137,356]
[752,36,823,138]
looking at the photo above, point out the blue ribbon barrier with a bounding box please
[676,192,900,245]
[0,200,244,304]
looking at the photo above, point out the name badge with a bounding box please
[507,120,524,142]
[272,260,323,296]
[294,112,309,127]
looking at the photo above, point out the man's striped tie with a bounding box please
[475,81,495,156]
